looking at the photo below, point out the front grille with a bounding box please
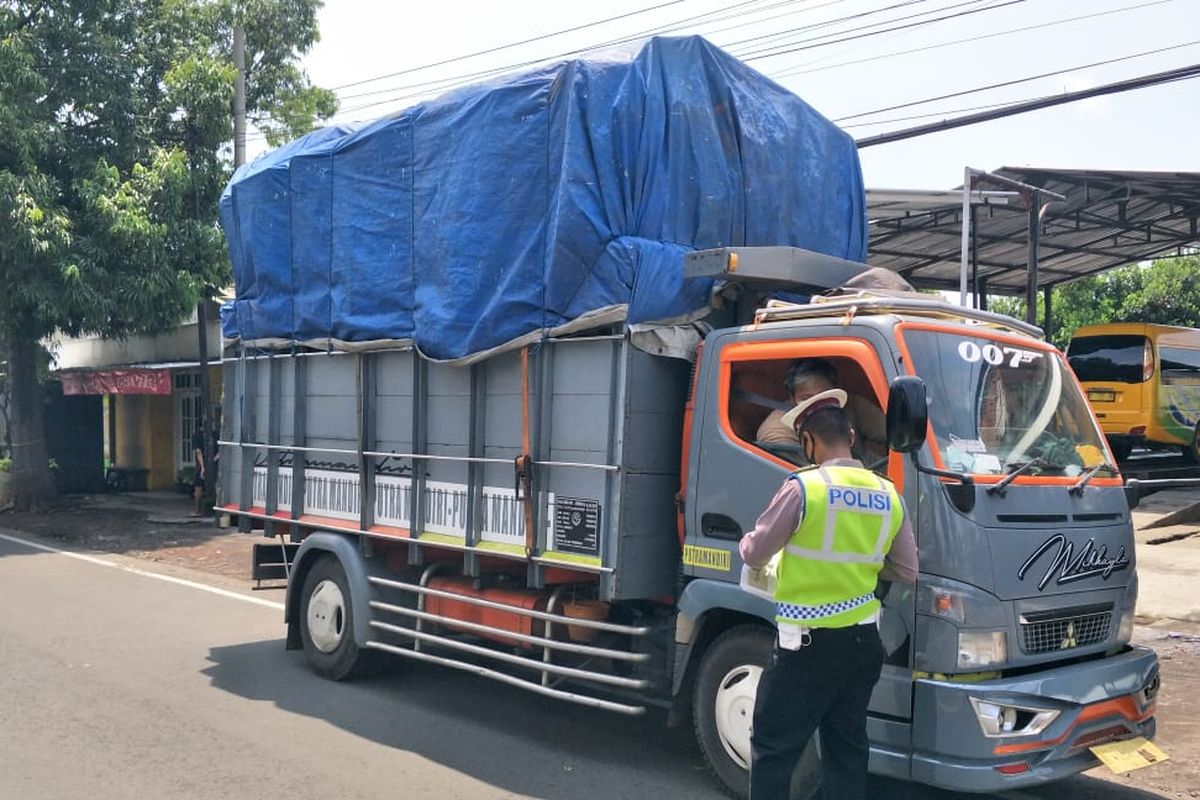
[1071,724,1130,752]
[1020,610,1111,654]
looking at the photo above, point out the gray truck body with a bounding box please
[221,249,1158,795]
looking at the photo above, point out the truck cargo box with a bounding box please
[223,336,690,600]
[218,36,866,362]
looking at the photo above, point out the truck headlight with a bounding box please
[958,630,1007,670]
[1116,609,1134,644]
[969,698,1060,737]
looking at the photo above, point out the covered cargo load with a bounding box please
[219,36,866,361]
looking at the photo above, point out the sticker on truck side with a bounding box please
[252,466,551,547]
[682,544,732,572]
[553,497,602,556]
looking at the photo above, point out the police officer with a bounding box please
[739,389,917,800]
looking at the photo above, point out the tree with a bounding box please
[1122,256,1200,328]
[0,1,334,510]
[989,256,1200,350]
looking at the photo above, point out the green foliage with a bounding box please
[0,0,334,506]
[223,0,338,145]
[989,256,1200,349]
[0,0,334,343]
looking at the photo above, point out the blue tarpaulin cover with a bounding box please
[219,36,866,361]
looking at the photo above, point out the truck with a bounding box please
[217,37,1159,798]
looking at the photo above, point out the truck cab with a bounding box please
[676,276,1159,794]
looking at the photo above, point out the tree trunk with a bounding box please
[7,337,55,511]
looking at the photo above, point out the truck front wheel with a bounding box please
[692,625,819,799]
[298,554,374,680]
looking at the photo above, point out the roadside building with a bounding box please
[49,300,223,493]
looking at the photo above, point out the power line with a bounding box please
[841,98,1017,128]
[855,61,1200,147]
[248,0,1184,144]
[329,0,688,91]
[335,0,827,104]
[834,38,1200,123]
[717,0,937,54]
[331,0,996,120]
[771,0,1182,78]
[735,0,1024,62]
[322,0,833,120]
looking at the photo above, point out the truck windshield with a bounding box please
[904,330,1112,476]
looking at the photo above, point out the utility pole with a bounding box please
[233,24,247,168]
[195,22,246,515]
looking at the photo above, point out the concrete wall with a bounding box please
[114,394,175,491]
[48,304,222,372]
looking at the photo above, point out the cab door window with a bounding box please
[719,340,890,474]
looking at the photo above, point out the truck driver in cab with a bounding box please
[756,359,888,466]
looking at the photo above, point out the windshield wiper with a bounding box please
[1068,462,1119,496]
[987,458,1062,496]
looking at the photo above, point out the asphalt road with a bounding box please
[0,532,1167,800]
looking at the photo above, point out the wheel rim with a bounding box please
[713,663,762,771]
[307,579,347,653]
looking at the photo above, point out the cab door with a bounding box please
[684,327,916,725]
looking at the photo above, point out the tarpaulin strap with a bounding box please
[516,347,536,556]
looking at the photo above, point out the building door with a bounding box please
[45,381,104,493]
[174,372,203,473]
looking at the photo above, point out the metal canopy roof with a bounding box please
[867,168,1200,294]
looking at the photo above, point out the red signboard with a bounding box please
[61,369,172,396]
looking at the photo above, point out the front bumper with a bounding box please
[910,645,1159,793]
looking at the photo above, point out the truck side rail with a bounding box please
[366,575,652,715]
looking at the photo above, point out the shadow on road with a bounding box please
[202,640,1169,800]
[203,639,718,799]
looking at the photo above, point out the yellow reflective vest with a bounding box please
[774,465,903,629]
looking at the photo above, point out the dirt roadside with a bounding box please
[0,492,261,581]
[2,493,1199,798]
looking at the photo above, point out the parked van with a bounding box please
[1067,323,1200,460]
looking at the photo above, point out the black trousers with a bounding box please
[749,624,885,800]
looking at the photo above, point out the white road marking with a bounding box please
[0,530,285,611]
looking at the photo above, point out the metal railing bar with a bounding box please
[369,576,646,635]
[363,640,645,715]
[219,440,619,472]
[369,620,648,690]
[369,600,648,662]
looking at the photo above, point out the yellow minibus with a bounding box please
[1067,322,1200,460]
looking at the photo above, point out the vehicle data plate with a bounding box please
[1090,737,1168,773]
[554,497,601,555]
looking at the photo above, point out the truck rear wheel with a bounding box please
[692,625,819,800]
[298,555,374,680]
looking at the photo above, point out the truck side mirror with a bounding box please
[887,376,928,453]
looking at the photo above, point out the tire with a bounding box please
[692,625,820,800]
[298,555,374,680]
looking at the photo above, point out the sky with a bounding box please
[265,0,1200,191]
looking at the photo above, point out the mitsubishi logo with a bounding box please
[1061,621,1078,650]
